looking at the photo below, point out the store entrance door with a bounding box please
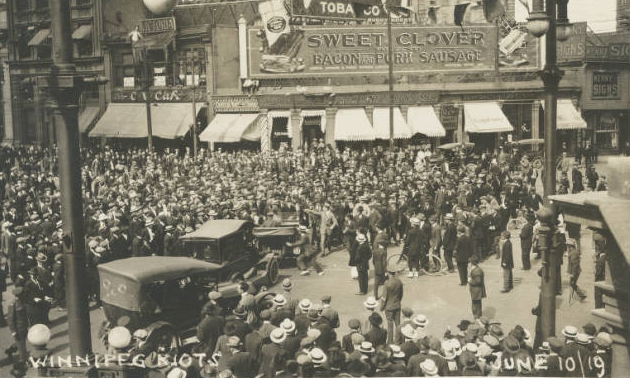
[468,133,496,153]
[271,117,291,150]
[302,116,324,150]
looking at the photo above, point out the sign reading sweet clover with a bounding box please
[248,25,497,77]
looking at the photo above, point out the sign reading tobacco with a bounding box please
[248,25,497,77]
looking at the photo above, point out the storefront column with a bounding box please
[260,108,270,153]
[325,107,336,148]
[457,105,468,143]
[290,108,301,151]
[532,100,540,141]
[1,50,14,143]
[34,87,46,146]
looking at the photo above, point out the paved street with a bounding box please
[0,223,605,376]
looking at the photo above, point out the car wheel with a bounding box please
[267,258,279,285]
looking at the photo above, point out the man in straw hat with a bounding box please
[380,263,403,344]
[259,328,287,377]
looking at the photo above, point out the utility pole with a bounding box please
[46,0,93,357]
[541,0,561,202]
[142,53,154,152]
[387,4,394,152]
[189,49,198,157]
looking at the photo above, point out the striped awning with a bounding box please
[299,109,326,134]
[407,106,446,137]
[334,108,375,141]
[200,113,261,143]
[373,107,412,139]
[89,103,192,139]
[464,102,513,133]
[79,106,100,133]
[28,29,51,46]
[541,99,587,130]
[268,110,292,138]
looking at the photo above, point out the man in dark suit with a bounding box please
[381,265,403,344]
[7,287,29,373]
[520,213,534,270]
[372,240,387,299]
[196,303,225,355]
[225,336,258,378]
[354,234,371,295]
[259,328,287,378]
[363,312,387,347]
[468,255,486,319]
[500,231,514,293]
[342,318,362,353]
[403,218,424,278]
[442,214,457,272]
[470,209,484,262]
[455,226,471,285]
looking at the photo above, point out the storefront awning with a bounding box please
[373,107,412,139]
[541,99,587,130]
[268,110,292,138]
[89,103,193,139]
[79,106,100,133]
[28,29,51,46]
[334,108,375,141]
[200,113,261,143]
[72,24,92,40]
[464,102,513,133]
[299,109,326,134]
[407,106,446,137]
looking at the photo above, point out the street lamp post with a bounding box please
[46,0,93,357]
[527,0,572,342]
[186,49,199,157]
[387,5,394,152]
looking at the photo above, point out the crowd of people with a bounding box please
[0,141,611,377]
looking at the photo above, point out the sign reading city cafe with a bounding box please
[248,25,497,77]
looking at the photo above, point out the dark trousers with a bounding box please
[297,253,323,273]
[521,242,532,270]
[503,268,513,291]
[0,292,5,323]
[471,299,482,319]
[358,267,369,294]
[374,273,385,299]
[407,254,420,272]
[472,238,483,261]
[444,248,454,271]
[556,264,562,294]
[385,308,401,345]
[457,262,468,285]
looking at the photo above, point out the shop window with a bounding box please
[75,40,92,56]
[16,0,31,12]
[17,33,31,60]
[595,112,619,150]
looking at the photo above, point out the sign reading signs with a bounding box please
[249,25,497,77]
[138,17,176,35]
[586,43,630,62]
[592,72,619,99]
[557,21,587,64]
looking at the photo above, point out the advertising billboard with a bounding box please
[556,21,587,65]
[248,25,498,77]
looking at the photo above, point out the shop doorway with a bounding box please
[302,116,324,150]
[468,133,496,154]
[271,117,291,150]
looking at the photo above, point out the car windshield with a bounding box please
[191,241,221,264]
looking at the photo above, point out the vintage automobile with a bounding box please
[509,138,545,169]
[252,212,301,265]
[179,219,280,293]
[98,256,276,354]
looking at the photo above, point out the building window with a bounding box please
[595,112,619,150]
[34,45,51,60]
[16,0,30,12]
[35,0,49,10]
[113,50,138,87]
[147,49,169,87]
[75,0,92,5]
[174,48,206,86]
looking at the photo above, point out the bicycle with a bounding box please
[387,251,444,276]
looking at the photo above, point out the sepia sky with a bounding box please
[515,0,618,33]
